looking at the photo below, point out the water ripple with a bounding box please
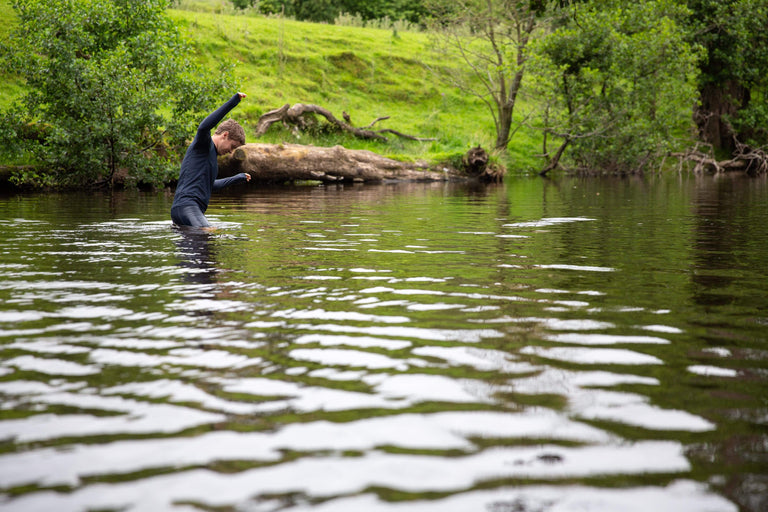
[1,183,764,511]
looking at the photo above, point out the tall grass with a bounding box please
[0,1,25,110]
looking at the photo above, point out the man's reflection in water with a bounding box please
[174,227,218,289]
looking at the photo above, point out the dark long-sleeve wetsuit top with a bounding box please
[171,93,247,214]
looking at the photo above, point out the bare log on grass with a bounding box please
[219,143,504,184]
[229,104,504,184]
[220,143,451,184]
[255,103,437,142]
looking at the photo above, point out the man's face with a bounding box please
[216,132,241,155]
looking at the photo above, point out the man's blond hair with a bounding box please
[215,119,246,146]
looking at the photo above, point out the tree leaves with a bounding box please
[531,0,701,172]
[2,0,235,188]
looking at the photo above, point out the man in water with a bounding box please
[171,92,252,228]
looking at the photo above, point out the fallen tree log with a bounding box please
[221,103,504,184]
[218,143,504,184]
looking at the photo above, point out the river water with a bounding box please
[0,175,766,512]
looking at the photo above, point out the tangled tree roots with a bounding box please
[671,142,768,175]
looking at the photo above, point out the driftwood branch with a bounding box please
[254,104,290,136]
[376,128,431,141]
[254,103,436,142]
[366,116,390,128]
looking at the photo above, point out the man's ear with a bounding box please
[219,131,230,140]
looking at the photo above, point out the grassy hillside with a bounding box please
[0,1,25,107]
[0,1,542,173]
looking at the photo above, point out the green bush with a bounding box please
[1,0,236,188]
[531,0,701,172]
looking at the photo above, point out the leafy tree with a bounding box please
[340,0,426,23]
[253,0,338,22]
[231,0,255,9]
[686,0,768,151]
[530,0,701,173]
[253,0,426,24]
[426,0,551,151]
[1,0,235,188]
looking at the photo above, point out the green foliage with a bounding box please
[425,0,549,151]
[248,0,426,24]
[531,0,701,172]
[687,0,768,87]
[1,0,236,188]
[734,97,768,147]
[686,0,768,147]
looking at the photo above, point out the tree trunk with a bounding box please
[495,103,513,151]
[218,143,504,184]
[539,138,570,176]
[695,80,749,153]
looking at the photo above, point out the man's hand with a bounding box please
[244,172,251,182]
[238,92,247,99]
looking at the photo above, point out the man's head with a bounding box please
[213,119,246,155]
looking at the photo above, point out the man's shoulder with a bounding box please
[189,131,213,151]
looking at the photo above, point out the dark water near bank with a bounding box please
[0,175,766,511]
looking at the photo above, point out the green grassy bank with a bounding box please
[0,1,543,175]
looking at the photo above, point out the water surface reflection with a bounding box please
[0,176,766,511]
